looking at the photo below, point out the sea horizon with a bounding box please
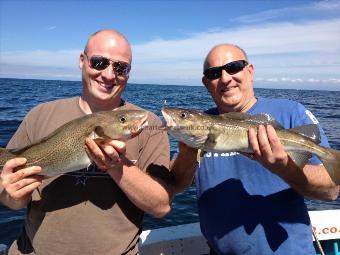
[0,77,339,92]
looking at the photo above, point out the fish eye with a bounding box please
[120,116,126,123]
[180,112,187,118]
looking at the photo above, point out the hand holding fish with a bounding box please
[85,138,126,171]
[248,125,290,174]
[0,158,43,209]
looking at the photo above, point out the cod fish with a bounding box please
[162,107,340,185]
[0,110,148,177]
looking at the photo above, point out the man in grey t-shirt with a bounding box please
[1,29,173,255]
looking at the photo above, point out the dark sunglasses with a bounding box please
[84,53,131,76]
[203,60,248,80]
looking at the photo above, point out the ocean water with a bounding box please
[0,78,339,247]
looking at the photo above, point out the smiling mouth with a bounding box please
[97,81,115,90]
[221,85,238,93]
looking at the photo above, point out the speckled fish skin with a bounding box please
[162,107,340,185]
[0,110,148,177]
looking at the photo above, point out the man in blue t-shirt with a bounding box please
[171,44,339,254]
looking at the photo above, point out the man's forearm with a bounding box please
[170,146,198,194]
[278,163,339,201]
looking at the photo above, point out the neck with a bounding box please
[78,95,122,114]
[219,96,257,113]
[239,96,257,113]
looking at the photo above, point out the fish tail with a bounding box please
[319,148,340,185]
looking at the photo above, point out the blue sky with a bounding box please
[1,0,340,91]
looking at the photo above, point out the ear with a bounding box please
[79,52,85,69]
[248,64,255,76]
[246,63,255,80]
[202,76,209,89]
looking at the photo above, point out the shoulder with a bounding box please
[23,97,82,141]
[256,97,303,111]
[255,98,306,114]
[254,98,310,126]
[28,97,79,117]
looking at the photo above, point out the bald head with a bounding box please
[84,29,132,63]
[204,44,248,71]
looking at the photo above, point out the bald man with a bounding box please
[171,44,339,254]
[1,29,172,255]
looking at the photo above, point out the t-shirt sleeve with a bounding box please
[294,102,329,165]
[6,116,32,150]
[6,103,46,150]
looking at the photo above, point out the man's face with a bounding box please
[203,46,255,113]
[79,32,132,104]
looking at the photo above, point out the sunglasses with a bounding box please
[84,53,131,76]
[203,60,248,80]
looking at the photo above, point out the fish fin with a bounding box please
[248,113,284,129]
[319,148,340,185]
[93,137,112,146]
[192,135,208,146]
[287,151,312,169]
[219,112,284,129]
[288,124,320,144]
[197,149,205,167]
[7,147,27,155]
[5,147,26,156]
[219,112,252,120]
[94,126,106,137]
[204,133,217,148]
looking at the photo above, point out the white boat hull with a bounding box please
[140,210,340,255]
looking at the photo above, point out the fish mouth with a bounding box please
[161,109,176,129]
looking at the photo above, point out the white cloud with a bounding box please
[132,18,340,62]
[130,18,340,88]
[1,49,80,67]
[1,15,340,90]
[234,0,340,23]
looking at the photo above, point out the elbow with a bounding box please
[151,204,171,218]
[312,186,340,201]
[327,186,340,201]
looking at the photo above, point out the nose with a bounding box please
[220,69,232,83]
[100,64,116,82]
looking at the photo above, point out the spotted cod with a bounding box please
[0,110,148,177]
[161,107,340,185]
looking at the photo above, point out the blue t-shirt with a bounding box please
[195,98,329,255]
